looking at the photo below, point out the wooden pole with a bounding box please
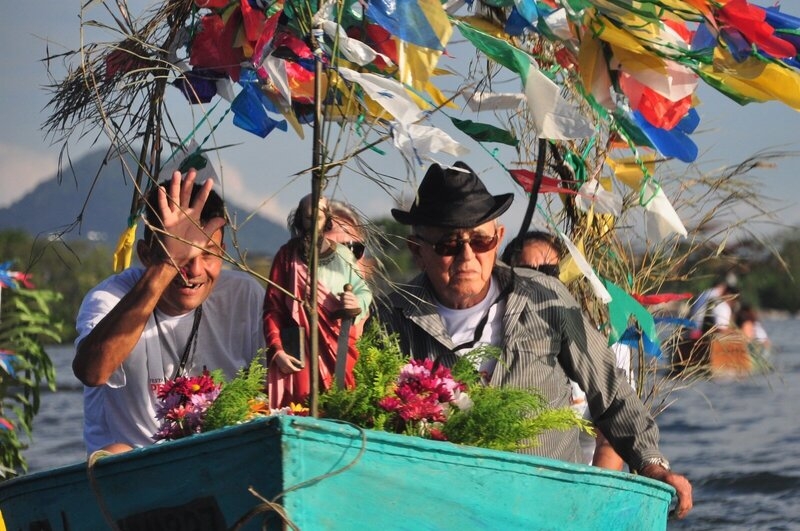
[307,25,326,418]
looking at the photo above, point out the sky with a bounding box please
[2,2,800,242]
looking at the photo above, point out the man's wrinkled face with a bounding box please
[410,221,504,309]
[157,230,225,316]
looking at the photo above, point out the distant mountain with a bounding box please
[0,150,288,256]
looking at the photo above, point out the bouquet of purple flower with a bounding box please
[153,370,222,441]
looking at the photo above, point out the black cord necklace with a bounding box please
[153,304,203,379]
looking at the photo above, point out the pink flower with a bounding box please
[378,359,466,439]
[153,370,222,441]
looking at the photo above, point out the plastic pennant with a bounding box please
[620,73,693,130]
[338,67,424,128]
[456,21,531,77]
[393,123,469,163]
[231,81,288,138]
[189,12,245,81]
[463,90,525,111]
[617,326,662,358]
[575,179,622,217]
[321,20,393,66]
[606,153,658,189]
[508,169,573,195]
[718,0,797,59]
[112,224,137,272]
[633,292,693,305]
[578,33,615,110]
[397,40,449,109]
[640,179,688,239]
[603,279,659,349]
[704,55,800,110]
[557,230,612,303]
[173,69,223,104]
[524,67,594,140]
[366,0,452,51]
[0,351,16,378]
[450,118,519,146]
[631,110,698,162]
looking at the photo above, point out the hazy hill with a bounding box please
[0,150,288,256]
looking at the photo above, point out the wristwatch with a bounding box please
[641,457,671,471]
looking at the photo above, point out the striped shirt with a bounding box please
[380,263,666,470]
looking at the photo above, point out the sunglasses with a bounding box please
[414,231,499,257]
[341,241,366,260]
[517,263,560,277]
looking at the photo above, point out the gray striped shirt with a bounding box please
[381,263,666,470]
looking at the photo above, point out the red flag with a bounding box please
[632,293,693,305]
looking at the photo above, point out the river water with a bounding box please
[18,318,800,529]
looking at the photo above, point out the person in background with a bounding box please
[73,170,266,454]
[687,274,740,339]
[264,194,372,409]
[501,230,562,278]
[502,230,633,471]
[736,304,771,348]
[381,161,692,518]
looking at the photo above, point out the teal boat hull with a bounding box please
[0,416,674,530]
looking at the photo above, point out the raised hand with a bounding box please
[155,169,226,269]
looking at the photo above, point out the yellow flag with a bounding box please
[590,15,649,54]
[559,237,585,284]
[112,223,137,273]
[606,154,658,189]
[457,16,508,39]
[578,32,614,109]
[397,39,456,110]
[704,49,800,110]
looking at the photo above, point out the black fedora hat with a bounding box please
[391,162,514,228]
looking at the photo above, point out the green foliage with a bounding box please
[443,386,591,452]
[450,345,501,386]
[445,347,590,451]
[0,288,64,480]
[318,322,406,430]
[203,357,267,431]
[0,230,114,343]
[319,326,589,451]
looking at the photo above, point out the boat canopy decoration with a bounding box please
[43,0,800,334]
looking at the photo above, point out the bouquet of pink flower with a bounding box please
[153,359,311,442]
[378,359,472,440]
[320,326,591,451]
[153,370,222,441]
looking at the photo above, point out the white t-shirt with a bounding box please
[711,301,733,328]
[75,268,266,452]
[436,279,506,380]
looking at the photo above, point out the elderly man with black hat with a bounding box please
[382,161,693,519]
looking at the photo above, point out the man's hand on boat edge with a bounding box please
[640,463,694,519]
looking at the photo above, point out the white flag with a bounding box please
[575,179,622,217]
[338,68,424,128]
[393,123,469,161]
[321,21,393,67]
[641,181,688,239]
[557,230,612,303]
[524,67,594,140]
